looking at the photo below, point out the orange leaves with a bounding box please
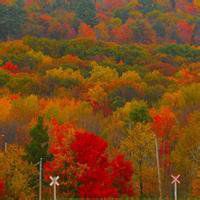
[78,23,96,40]
[0,97,11,122]
[40,14,52,23]
[176,69,196,85]
[192,171,200,196]
[150,107,176,137]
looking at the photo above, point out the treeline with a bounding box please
[0,0,200,44]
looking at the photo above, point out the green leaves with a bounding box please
[26,116,49,164]
[75,0,98,26]
[0,3,26,40]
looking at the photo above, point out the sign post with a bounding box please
[171,174,180,200]
[39,158,42,200]
[50,176,59,200]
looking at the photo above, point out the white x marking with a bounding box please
[171,174,180,184]
[50,176,60,186]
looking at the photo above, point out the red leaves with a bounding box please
[111,155,134,196]
[71,131,118,198]
[72,131,133,198]
[77,166,118,198]
[0,180,5,197]
[111,24,132,43]
[1,62,18,73]
[150,107,176,170]
[71,131,108,167]
[44,121,134,198]
[150,107,176,138]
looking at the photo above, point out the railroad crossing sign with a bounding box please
[50,176,59,200]
[171,174,181,200]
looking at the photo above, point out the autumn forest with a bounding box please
[0,0,200,199]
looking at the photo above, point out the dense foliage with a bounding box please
[0,0,200,199]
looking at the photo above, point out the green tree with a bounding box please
[0,70,10,87]
[26,116,49,164]
[75,0,98,26]
[0,3,26,40]
[129,103,151,124]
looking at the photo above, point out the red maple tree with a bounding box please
[44,120,134,198]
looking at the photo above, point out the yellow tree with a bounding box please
[120,123,156,198]
[0,145,37,199]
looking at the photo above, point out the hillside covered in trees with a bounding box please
[0,0,200,199]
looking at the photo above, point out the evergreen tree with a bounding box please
[75,0,98,26]
[0,2,26,40]
[26,116,49,164]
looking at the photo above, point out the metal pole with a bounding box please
[39,158,42,200]
[155,136,162,200]
[174,182,177,200]
[54,182,56,200]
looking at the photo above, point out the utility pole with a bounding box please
[171,174,180,200]
[39,158,42,200]
[50,176,59,200]
[155,135,162,200]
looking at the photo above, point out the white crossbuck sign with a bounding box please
[171,174,180,184]
[50,176,59,200]
[50,176,60,186]
[171,174,181,200]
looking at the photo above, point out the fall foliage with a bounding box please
[0,0,200,199]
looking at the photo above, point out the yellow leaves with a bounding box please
[0,145,37,199]
[121,123,154,153]
[161,83,200,116]
[11,95,39,123]
[120,123,155,169]
[161,91,184,111]
[42,98,93,126]
[46,67,84,82]
[120,71,141,86]
[89,64,118,86]
[181,83,200,108]
[87,84,107,103]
